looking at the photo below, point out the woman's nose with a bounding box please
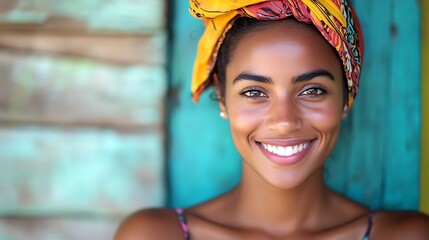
[267,97,303,134]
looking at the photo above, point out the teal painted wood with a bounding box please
[0,127,165,216]
[0,31,166,65]
[0,0,164,34]
[383,0,420,209]
[0,1,168,239]
[0,52,166,128]
[169,0,421,210]
[0,0,168,222]
[0,218,117,240]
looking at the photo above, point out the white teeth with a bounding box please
[261,141,311,157]
[277,146,284,155]
[285,146,293,156]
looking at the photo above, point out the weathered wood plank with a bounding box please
[380,0,420,210]
[0,52,166,128]
[0,217,118,240]
[0,127,165,216]
[0,0,165,34]
[421,0,429,215]
[0,0,168,238]
[0,30,166,65]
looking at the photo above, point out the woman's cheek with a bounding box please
[228,103,265,141]
[232,101,266,120]
[303,98,343,129]
[305,107,342,155]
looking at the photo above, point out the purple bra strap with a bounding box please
[362,210,375,240]
[175,208,190,240]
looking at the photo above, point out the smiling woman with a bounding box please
[115,0,429,240]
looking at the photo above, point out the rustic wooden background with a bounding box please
[0,0,167,239]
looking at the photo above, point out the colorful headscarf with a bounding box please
[189,0,364,110]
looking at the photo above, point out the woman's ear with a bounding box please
[213,73,222,99]
[341,105,348,120]
[213,73,228,119]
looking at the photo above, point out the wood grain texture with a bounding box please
[0,51,166,128]
[0,0,168,238]
[421,0,429,215]
[0,217,118,240]
[169,0,421,210]
[0,30,166,65]
[0,0,165,34]
[0,127,165,216]
[380,0,420,210]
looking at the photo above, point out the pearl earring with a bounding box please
[220,112,226,119]
[342,106,348,120]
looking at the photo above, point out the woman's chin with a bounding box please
[255,166,324,191]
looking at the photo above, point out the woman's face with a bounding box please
[220,19,345,189]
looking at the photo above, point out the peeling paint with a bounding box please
[0,0,165,33]
[0,52,167,127]
[0,127,165,216]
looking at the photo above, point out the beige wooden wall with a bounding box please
[0,1,167,239]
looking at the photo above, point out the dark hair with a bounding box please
[211,17,347,105]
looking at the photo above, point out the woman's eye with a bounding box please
[301,87,326,96]
[241,89,267,99]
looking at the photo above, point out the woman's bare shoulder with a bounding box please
[373,210,429,240]
[114,208,184,240]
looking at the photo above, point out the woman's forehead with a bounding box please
[228,20,342,76]
[232,19,329,50]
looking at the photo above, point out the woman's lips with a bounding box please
[256,139,316,165]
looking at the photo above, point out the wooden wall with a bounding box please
[169,0,422,211]
[0,0,167,239]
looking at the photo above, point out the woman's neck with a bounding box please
[229,163,331,234]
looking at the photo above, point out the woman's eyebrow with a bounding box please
[232,70,334,85]
[293,70,335,83]
[233,73,272,84]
